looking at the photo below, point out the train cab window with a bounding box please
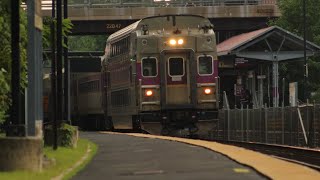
[142,57,157,77]
[198,56,213,75]
[169,57,184,76]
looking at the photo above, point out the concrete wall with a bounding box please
[0,137,42,171]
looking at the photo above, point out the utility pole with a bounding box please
[51,0,58,150]
[57,0,63,130]
[10,0,21,136]
[64,0,71,124]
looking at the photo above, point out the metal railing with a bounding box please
[64,0,278,8]
[211,103,320,148]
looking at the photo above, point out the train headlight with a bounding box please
[145,90,153,96]
[204,88,212,95]
[169,39,176,45]
[178,39,184,45]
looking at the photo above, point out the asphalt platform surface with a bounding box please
[72,132,266,180]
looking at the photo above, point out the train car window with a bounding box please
[142,57,157,77]
[198,56,213,75]
[169,57,184,76]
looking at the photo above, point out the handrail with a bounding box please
[252,91,259,108]
[297,107,308,145]
[223,91,229,110]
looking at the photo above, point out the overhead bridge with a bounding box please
[40,0,280,35]
[42,0,280,20]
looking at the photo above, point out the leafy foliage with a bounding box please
[42,17,74,50]
[44,123,78,148]
[68,35,107,51]
[270,0,320,101]
[59,123,78,147]
[0,0,28,125]
[0,69,10,124]
[42,17,74,65]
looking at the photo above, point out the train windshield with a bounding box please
[169,57,184,76]
[198,56,213,75]
[142,57,157,77]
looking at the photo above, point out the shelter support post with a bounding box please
[258,76,265,108]
[272,60,279,107]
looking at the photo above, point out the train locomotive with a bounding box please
[102,15,219,136]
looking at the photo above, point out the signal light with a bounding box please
[169,39,176,45]
[204,88,212,95]
[145,90,153,96]
[178,39,184,45]
[168,39,184,46]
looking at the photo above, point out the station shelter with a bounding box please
[217,26,320,108]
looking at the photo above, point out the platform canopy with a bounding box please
[217,26,320,107]
[217,26,320,61]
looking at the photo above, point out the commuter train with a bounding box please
[101,15,219,136]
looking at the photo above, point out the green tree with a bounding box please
[42,17,74,69]
[0,69,10,125]
[270,0,320,102]
[42,17,73,50]
[68,35,107,51]
[0,0,28,125]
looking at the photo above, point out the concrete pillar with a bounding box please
[0,137,42,171]
[27,0,43,137]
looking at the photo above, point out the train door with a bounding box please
[164,53,190,105]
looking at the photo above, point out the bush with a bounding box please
[0,68,10,126]
[311,89,320,103]
[59,123,78,147]
[44,123,79,148]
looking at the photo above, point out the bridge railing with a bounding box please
[67,0,277,8]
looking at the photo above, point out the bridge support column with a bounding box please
[27,0,43,137]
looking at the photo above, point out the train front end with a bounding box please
[136,15,218,136]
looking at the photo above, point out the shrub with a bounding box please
[0,68,10,126]
[44,123,79,148]
[59,123,78,147]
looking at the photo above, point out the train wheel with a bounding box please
[161,126,171,136]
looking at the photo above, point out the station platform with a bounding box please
[73,132,320,180]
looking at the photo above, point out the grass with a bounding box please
[0,133,5,138]
[0,138,98,180]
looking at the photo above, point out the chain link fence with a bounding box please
[210,104,320,148]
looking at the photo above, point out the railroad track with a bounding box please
[215,140,320,171]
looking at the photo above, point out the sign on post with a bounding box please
[289,82,298,106]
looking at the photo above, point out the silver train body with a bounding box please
[102,15,219,136]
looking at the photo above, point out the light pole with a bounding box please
[10,0,21,136]
[64,0,71,124]
[51,0,58,150]
[303,0,308,102]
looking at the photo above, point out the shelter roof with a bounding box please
[217,26,320,61]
